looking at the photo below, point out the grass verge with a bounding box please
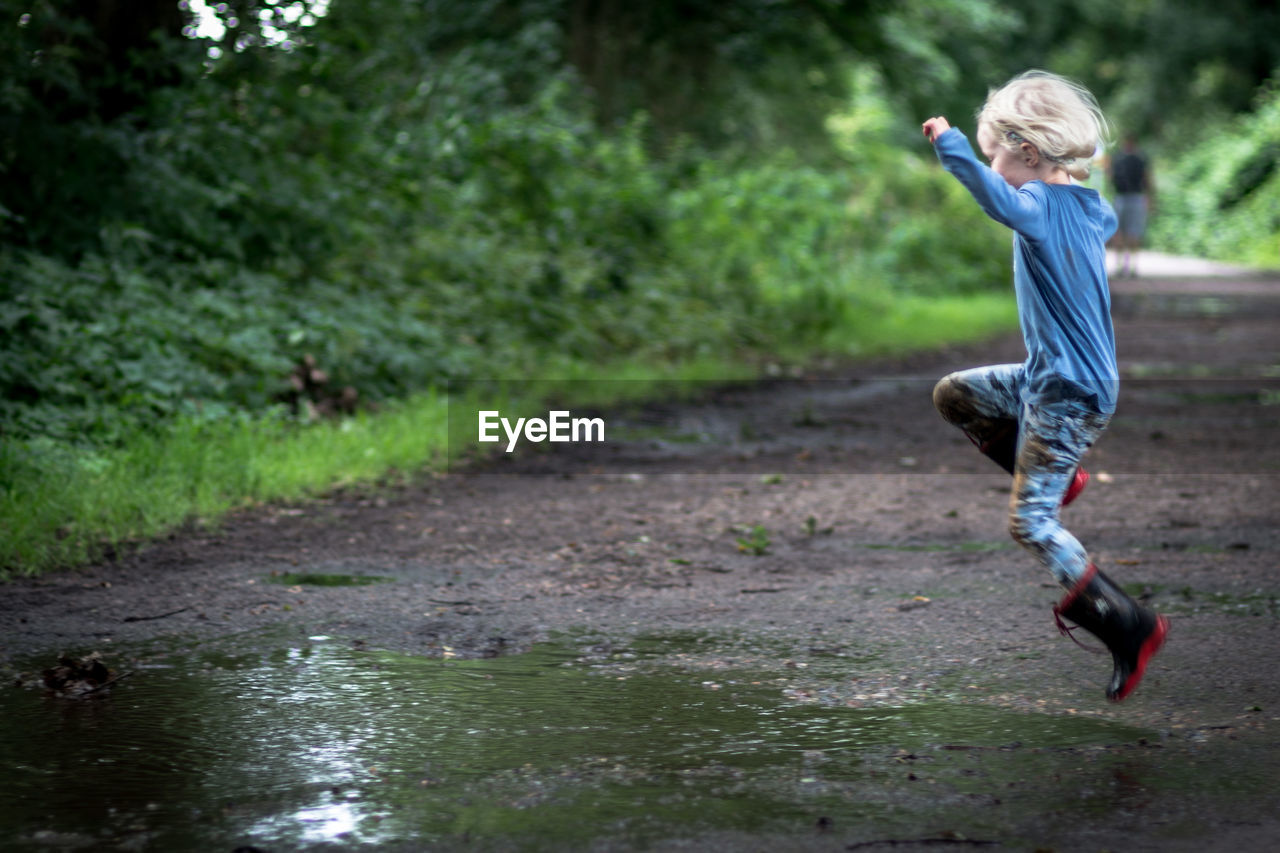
[0,293,1015,579]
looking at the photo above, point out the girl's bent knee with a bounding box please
[932,374,963,421]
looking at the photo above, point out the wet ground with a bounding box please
[2,252,1279,851]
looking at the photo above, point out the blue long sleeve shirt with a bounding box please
[935,128,1120,413]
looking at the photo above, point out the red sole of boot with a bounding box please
[1110,615,1170,702]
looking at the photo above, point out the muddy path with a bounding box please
[3,254,1279,851]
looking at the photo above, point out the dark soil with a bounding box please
[3,261,1279,850]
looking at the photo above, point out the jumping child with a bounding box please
[921,71,1168,702]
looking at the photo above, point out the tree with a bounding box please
[1,1,199,252]
[990,0,1280,142]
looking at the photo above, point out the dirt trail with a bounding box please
[3,252,1279,850]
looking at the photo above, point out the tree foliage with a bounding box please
[1150,81,1280,267]
[1,0,1276,451]
[0,0,1015,448]
[988,0,1280,142]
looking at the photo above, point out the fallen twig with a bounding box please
[123,606,191,623]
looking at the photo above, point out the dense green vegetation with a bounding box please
[2,0,1276,575]
[1149,82,1280,267]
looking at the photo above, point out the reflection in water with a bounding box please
[0,631,1250,850]
[278,800,360,844]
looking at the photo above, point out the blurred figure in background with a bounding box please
[1108,136,1153,277]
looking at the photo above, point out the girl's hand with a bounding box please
[922,116,951,143]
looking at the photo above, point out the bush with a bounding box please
[1,8,1020,575]
[1,33,1009,448]
[1150,76,1280,267]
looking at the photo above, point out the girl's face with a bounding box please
[977,124,1043,188]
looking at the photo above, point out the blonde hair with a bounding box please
[977,70,1109,180]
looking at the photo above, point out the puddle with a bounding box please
[1,633,1273,851]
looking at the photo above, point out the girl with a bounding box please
[921,71,1168,702]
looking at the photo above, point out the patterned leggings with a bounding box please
[932,364,1111,587]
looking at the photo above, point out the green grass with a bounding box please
[1,389,450,575]
[1,357,748,576]
[835,293,1018,357]
[0,295,1016,579]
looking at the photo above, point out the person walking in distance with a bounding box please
[921,71,1169,702]
[1109,135,1153,277]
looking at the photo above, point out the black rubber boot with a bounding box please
[1054,564,1169,702]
